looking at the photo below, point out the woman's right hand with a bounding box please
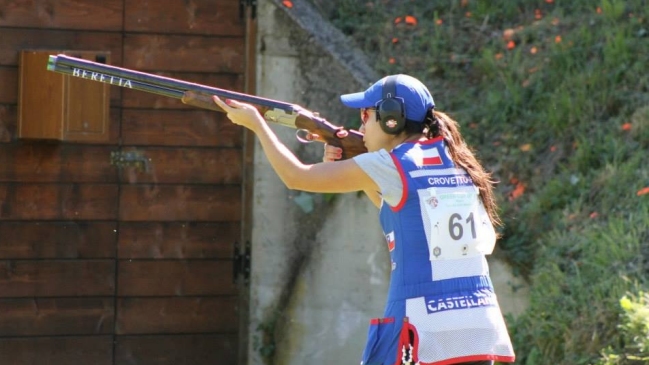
[323,144,343,162]
[306,133,343,162]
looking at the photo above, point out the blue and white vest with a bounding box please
[378,136,515,364]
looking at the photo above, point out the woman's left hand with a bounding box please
[212,95,265,132]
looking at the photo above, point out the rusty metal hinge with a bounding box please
[239,0,257,19]
[233,241,251,286]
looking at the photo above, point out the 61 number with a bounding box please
[448,213,476,240]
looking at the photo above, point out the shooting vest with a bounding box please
[377,136,514,364]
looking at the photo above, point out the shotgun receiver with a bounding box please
[46,55,367,159]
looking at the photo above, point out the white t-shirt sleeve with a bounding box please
[352,149,403,207]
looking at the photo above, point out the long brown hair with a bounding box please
[410,110,502,228]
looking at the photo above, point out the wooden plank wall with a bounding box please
[0,1,247,364]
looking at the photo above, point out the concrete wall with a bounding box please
[248,1,529,364]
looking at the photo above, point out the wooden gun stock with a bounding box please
[181,91,366,160]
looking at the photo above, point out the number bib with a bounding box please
[418,186,496,260]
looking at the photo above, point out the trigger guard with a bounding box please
[295,129,314,144]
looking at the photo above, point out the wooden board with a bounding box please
[118,185,241,222]
[0,183,118,220]
[115,297,238,334]
[0,298,114,336]
[118,147,242,184]
[0,145,241,184]
[0,0,122,30]
[124,34,245,73]
[125,0,244,37]
[0,222,116,259]
[0,66,17,104]
[0,145,117,183]
[0,336,113,365]
[0,105,16,143]
[118,260,235,296]
[0,260,115,297]
[121,110,242,147]
[0,29,123,66]
[117,222,239,259]
[115,334,237,365]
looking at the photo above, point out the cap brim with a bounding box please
[340,92,375,108]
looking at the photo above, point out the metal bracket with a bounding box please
[110,151,150,172]
[233,241,251,285]
[239,0,257,19]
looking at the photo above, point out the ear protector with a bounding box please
[376,75,406,134]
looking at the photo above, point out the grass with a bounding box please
[307,0,649,363]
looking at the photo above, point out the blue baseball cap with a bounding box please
[340,74,435,123]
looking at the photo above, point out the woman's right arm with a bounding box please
[323,144,381,209]
[214,96,379,195]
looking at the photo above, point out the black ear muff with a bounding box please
[376,75,406,135]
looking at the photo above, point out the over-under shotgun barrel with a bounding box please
[47,54,294,112]
[46,54,367,159]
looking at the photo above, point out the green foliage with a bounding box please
[509,209,649,364]
[596,292,649,365]
[308,0,649,363]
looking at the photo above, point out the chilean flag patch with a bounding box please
[385,231,395,251]
[420,147,443,166]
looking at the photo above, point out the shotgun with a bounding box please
[46,54,367,159]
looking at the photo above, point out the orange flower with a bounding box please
[405,15,418,26]
[535,9,543,20]
[589,212,599,219]
[545,0,554,3]
[638,187,649,196]
[507,40,516,50]
[282,0,293,8]
[520,143,532,151]
[392,37,399,44]
[550,145,557,152]
[435,18,443,26]
[389,58,396,64]
[621,123,632,131]
[530,46,538,54]
[509,183,526,201]
[597,7,602,14]
[555,35,562,43]
[394,16,403,24]
[503,28,515,40]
